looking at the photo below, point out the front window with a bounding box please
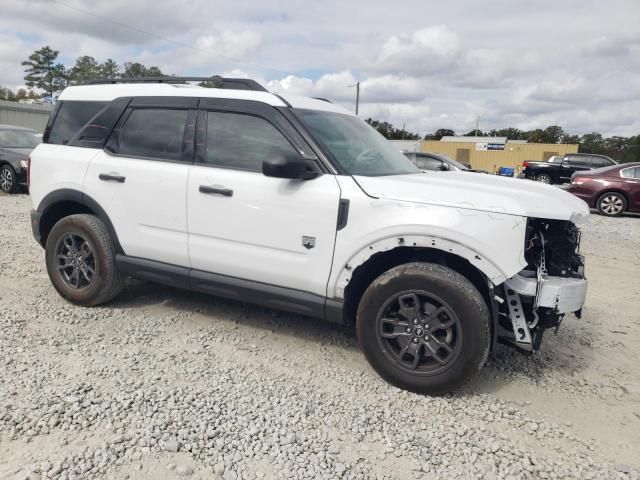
[294,109,420,176]
[0,129,41,148]
[204,111,297,172]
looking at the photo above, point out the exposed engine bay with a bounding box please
[496,218,587,352]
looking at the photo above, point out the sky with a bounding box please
[1,0,639,137]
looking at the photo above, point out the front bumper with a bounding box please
[505,272,587,314]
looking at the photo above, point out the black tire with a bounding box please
[596,191,627,217]
[45,214,125,306]
[0,164,18,194]
[536,173,552,184]
[356,262,490,395]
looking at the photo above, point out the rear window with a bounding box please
[113,108,189,161]
[621,167,640,179]
[47,101,108,145]
[564,156,589,167]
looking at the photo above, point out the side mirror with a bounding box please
[438,163,449,171]
[262,153,320,180]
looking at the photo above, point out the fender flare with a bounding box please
[332,234,507,300]
[37,188,124,254]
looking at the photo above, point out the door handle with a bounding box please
[99,173,126,183]
[199,185,233,197]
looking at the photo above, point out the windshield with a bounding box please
[0,129,42,148]
[294,109,420,176]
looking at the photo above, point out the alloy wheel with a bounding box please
[536,175,551,184]
[376,291,462,375]
[600,194,624,215]
[0,167,13,192]
[55,233,96,289]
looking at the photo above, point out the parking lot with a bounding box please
[0,192,639,479]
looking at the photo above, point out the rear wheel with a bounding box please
[45,214,125,306]
[536,173,552,184]
[0,164,17,193]
[597,192,626,217]
[356,262,490,395]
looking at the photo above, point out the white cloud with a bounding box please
[195,30,262,60]
[0,0,638,136]
[373,26,462,76]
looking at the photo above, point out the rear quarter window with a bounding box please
[47,101,108,145]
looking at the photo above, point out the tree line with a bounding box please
[0,45,167,100]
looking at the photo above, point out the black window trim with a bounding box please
[194,98,326,175]
[104,105,196,165]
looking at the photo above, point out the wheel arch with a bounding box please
[597,188,629,205]
[339,240,498,330]
[37,189,123,253]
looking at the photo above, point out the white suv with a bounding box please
[29,77,590,394]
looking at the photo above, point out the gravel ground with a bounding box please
[1,192,639,480]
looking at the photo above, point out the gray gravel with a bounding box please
[1,192,639,480]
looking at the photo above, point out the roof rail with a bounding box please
[83,76,268,92]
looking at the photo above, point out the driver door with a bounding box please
[187,102,342,297]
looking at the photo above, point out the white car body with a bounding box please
[29,79,590,365]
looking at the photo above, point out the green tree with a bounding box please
[365,118,420,140]
[540,125,564,143]
[463,129,486,136]
[424,129,455,141]
[15,88,28,100]
[561,133,580,144]
[122,62,164,78]
[99,59,121,78]
[69,55,100,83]
[22,46,68,97]
[579,132,606,154]
[0,86,16,101]
[487,127,526,140]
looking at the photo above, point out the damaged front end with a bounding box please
[496,218,587,352]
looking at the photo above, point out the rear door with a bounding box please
[83,97,195,267]
[187,99,341,297]
[560,156,589,181]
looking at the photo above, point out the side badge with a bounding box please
[302,236,316,250]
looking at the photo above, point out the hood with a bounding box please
[354,172,590,223]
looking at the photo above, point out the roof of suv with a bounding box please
[58,83,352,115]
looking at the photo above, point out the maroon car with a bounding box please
[566,163,640,216]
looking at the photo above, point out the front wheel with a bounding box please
[356,262,490,395]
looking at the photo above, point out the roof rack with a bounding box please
[83,76,268,92]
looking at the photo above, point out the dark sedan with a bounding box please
[566,163,640,216]
[0,125,41,193]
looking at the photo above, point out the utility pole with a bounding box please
[475,115,480,137]
[355,81,360,115]
[402,123,406,141]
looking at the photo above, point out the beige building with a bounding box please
[420,137,578,173]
